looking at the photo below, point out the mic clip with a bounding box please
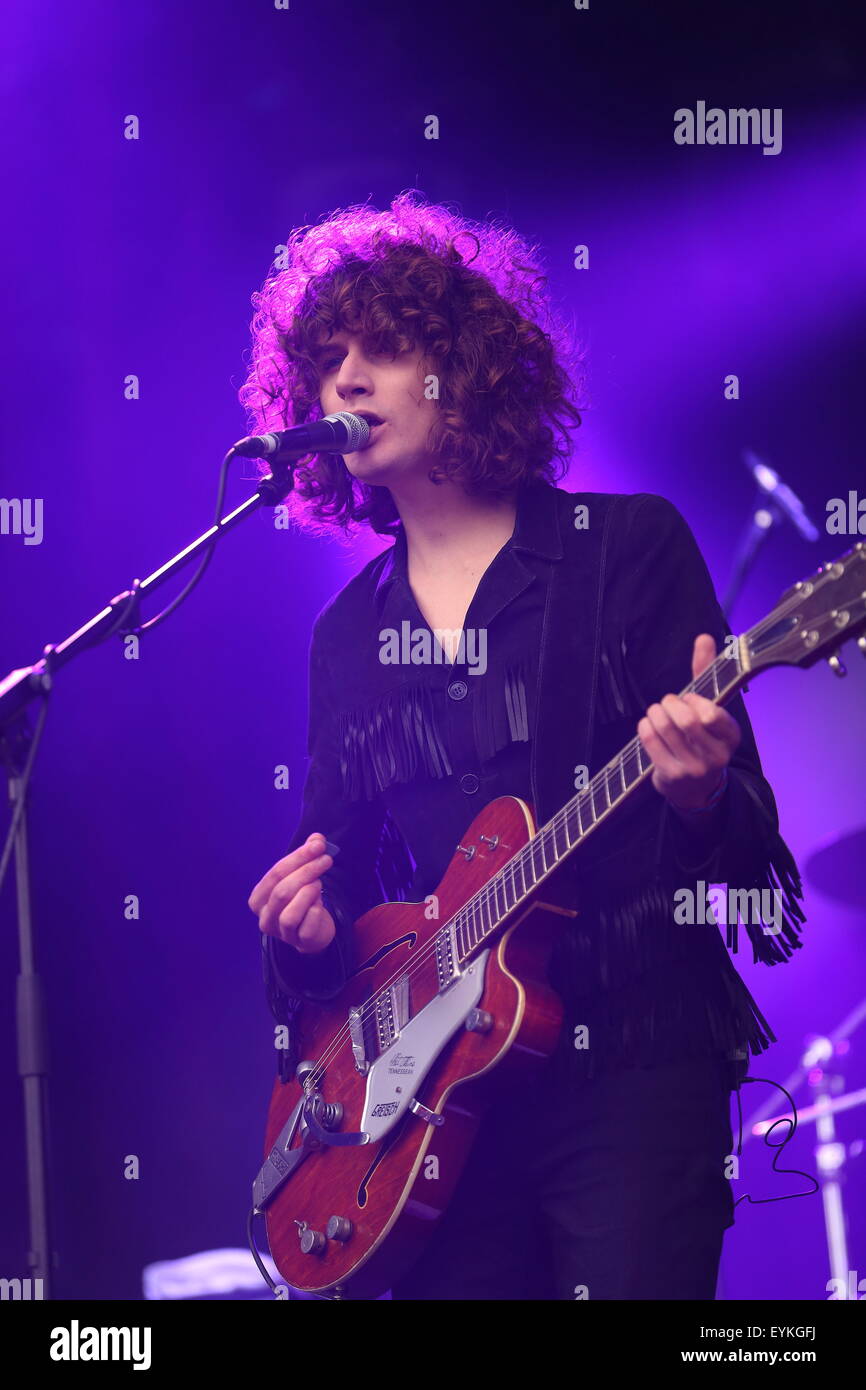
[256,461,296,507]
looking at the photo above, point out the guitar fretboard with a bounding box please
[443,644,745,966]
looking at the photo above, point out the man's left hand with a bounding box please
[637,634,741,811]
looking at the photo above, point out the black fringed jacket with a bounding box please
[262,481,806,1077]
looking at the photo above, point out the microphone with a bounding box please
[743,449,819,542]
[231,411,371,459]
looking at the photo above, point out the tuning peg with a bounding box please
[828,653,847,677]
[858,636,866,657]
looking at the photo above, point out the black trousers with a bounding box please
[389,1052,741,1300]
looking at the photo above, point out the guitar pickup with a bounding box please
[351,975,410,1073]
[375,974,410,1050]
[435,924,459,990]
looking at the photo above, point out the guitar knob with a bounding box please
[299,1227,327,1256]
[326,1215,354,1242]
[465,1008,493,1033]
[858,636,866,657]
[828,653,847,677]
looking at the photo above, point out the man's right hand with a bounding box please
[248,833,337,954]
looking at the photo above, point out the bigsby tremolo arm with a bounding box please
[253,1060,363,1209]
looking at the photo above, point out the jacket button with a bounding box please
[460,773,480,794]
[448,679,468,700]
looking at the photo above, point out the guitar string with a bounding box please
[304,744,656,1092]
[302,652,734,1088]
[301,637,768,1089]
[301,574,850,1088]
[302,620,782,1088]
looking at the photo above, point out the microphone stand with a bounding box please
[721,449,819,621]
[720,502,777,623]
[0,454,295,1298]
[747,1019,866,1299]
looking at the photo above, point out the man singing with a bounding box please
[246,191,805,1300]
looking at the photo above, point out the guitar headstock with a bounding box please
[744,541,866,677]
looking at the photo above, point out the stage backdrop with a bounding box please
[0,0,864,1300]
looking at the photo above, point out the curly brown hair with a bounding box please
[239,190,585,539]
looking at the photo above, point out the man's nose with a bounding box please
[337,375,372,402]
[336,348,373,396]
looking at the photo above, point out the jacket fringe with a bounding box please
[337,661,531,801]
[478,658,530,765]
[552,869,779,1076]
[725,777,808,966]
[564,955,777,1079]
[337,681,450,801]
[565,877,688,992]
[595,638,808,971]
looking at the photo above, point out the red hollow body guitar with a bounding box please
[255,543,866,1298]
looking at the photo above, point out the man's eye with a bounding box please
[321,354,343,370]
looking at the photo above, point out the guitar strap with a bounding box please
[530,491,621,902]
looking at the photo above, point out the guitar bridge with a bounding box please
[348,1004,370,1075]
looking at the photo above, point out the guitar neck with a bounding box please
[449,640,752,967]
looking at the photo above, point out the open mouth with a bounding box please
[349,413,385,451]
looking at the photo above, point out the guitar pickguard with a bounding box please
[359,950,490,1142]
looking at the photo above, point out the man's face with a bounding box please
[315,330,440,486]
